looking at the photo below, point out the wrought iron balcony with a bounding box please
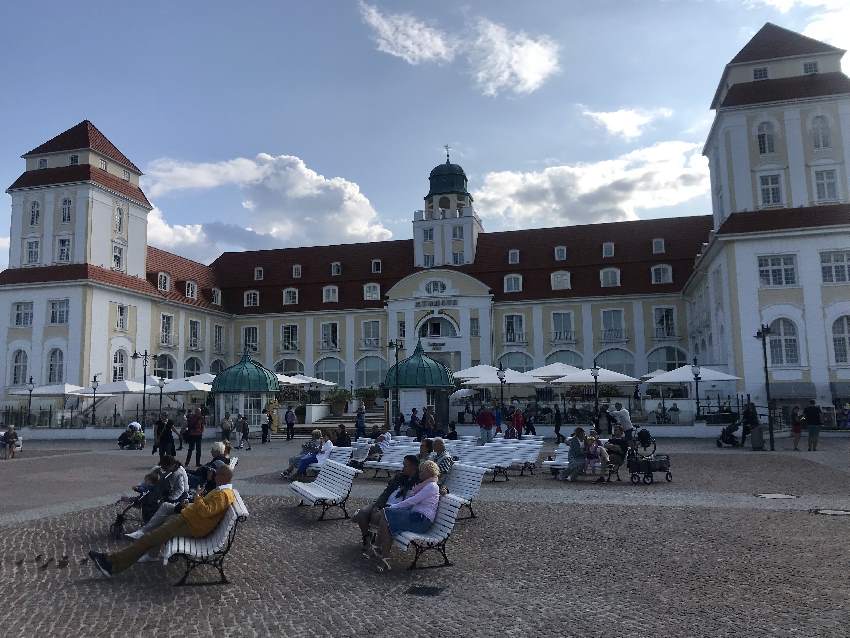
[550,330,576,344]
[600,328,628,343]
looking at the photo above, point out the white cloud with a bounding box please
[468,19,560,96]
[581,107,673,140]
[358,2,455,65]
[143,154,392,262]
[473,140,709,229]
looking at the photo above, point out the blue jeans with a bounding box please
[297,453,318,475]
[479,427,494,444]
[385,508,432,535]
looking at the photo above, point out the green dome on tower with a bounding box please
[211,351,280,393]
[384,340,455,388]
[427,157,470,198]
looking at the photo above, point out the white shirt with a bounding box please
[609,408,633,431]
[129,421,142,432]
[316,440,334,464]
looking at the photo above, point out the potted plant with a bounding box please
[355,387,378,410]
[325,388,351,417]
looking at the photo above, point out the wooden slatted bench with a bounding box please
[307,446,352,474]
[289,459,360,520]
[161,488,249,586]
[363,446,418,478]
[444,463,487,519]
[393,493,465,569]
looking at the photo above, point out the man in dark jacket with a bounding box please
[352,454,419,547]
[803,400,823,451]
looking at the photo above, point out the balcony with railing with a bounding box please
[503,332,527,345]
[360,337,381,350]
[159,332,178,348]
[654,326,680,340]
[240,341,259,354]
[213,342,228,356]
[318,339,340,352]
[187,336,203,351]
[278,340,299,353]
[600,328,628,343]
[550,330,576,344]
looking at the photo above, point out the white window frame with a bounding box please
[508,249,520,264]
[55,237,72,263]
[47,348,64,384]
[214,325,225,353]
[116,304,128,331]
[833,316,850,365]
[371,259,382,274]
[30,201,40,226]
[25,240,40,265]
[423,254,435,268]
[362,319,381,348]
[13,302,33,327]
[363,283,380,301]
[283,287,299,305]
[753,66,768,80]
[757,172,783,208]
[600,267,620,288]
[211,288,222,305]
[292,264,302,279]
[254,267,264,281]
[652,238,665,254]
[601,308,625,341]
[185,281,198,299]
[504,314,525,344]
[11,350,28,385]
[602,242,615,258]
[112,349,127,382]
[651,264,673,285]
[398,320,406,338]
[244,290,260,307]
[470,317,480,337]
[160,313,175,346]
[122,169,131,181]
[243,326,259,352]
[503,274,523,293]
[452,251,464,265]
[758,254,798,288]
[425,280,446,295]
[112,243,124,271]
[49,299,69,325]
[423,228,434,242]
[99,158,108,171]
[320,322,339,350]
[812,115,831,150]
[330,262,342,276]
[550,271,571,290]
[61,198,72,224]
[452,225,464,240]
[813,167,839,203]
[821,250,850,284]
[188,319,202,350]
[69,154,79,166]
[323,285,339,303]
[756,122,776,155]
[38,158,47,169]
[554,245,567,261]
[157,272,171,292]
[281,323,299,351]
[803,61,819,75]
[768,318,800,367]
[114,207,123,233]
[551,311,573,342]
[652,306,677,339]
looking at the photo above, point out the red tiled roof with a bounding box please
[24,120,141,173]
[716,204,850,235]
[7,165,152,208]
[146,246,221,309]
[729,23,843,65]
[721,72,850,108]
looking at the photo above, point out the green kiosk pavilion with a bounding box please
[385,340,455,428]
[211,352,281,429]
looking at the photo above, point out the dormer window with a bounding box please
[331,262,342,276]
[652,238,665,254]
[323,285,338,303]
[803,61,818,75]
[651,264,673,284]
[753,67,768,81]
[69,154,79,166]
[602,242,615,258]
[254,267,264,281]
[99,158,107,171]
[554,246,567,261]
[211,288,222,305]
[292,264,302,279]
[364,283,380,300]
[185,281,198,299]
[38,158,47,169]
[551,271,571,290]
[508,249,520,264]
[122,169,130,181]
[600,267,620,287]
[157,272,171,292]
[244,290,260,307]
[504,274,523,293]
[283,287,298,305]
[371,259,382,274]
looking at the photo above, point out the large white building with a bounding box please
[1,23,849,424]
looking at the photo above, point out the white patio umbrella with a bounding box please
[528,362,582,379]
[291,374,337,387]
[184,372,216,384]
[276,373,311,385]
[449,388,477,401]
[453,364,498,379]
[75,379,148,394]
[144,379,212,394]
[10,383,84,396]
[462,369,544,386]
[551,368,640,385]
[644,365,740,384]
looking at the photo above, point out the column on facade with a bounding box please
[404,309,414,354]
[800,255,831,403]
[459,306,471,369]
[726,117,755,212]
[176,309,186,378]
[581,303,594,366]
[531,305,544,368]
[839,102,850,190]
[43,190,55,264]
[632,301,647,376]
[304,318,314,377]
[265,319,274,370]
[345,314,355,389]
[478,303,492,365]
[783,109,808,207]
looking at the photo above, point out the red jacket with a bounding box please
[187,413,205,436]
[476,409,495,429]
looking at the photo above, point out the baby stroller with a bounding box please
[716,422,740,448]
[629,426,657,459]
[110,470,183,539]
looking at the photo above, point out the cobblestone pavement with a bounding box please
[0,437,848,636]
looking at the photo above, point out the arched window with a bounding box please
[418,317,458,338]
[356,356,387,388]
[30,201,40,226]
[47,348,64,383]
[768,318,799,366]
[812,115,831,150]
[315,357,344,386]
[651,264,673,284]
[210,359,227,375]
[112,349,127,382]
[363,283,381,301]
[274,359,304,375]
[244,290,259,307]
[61,198,72,223]
[184,357,202,377]
[551,271,571,290]
[757,122,775,155]
[11,350,28,385]
[157,272,170,292]
[438,196,451,209]
[545,350,583,367]
[283,288,298,305]
[596,348,635,377]
[498,351,534,372]
[832,316,850,364]
[322,286,338,303]
[504,274,522,293]
[154,354,175,379]
[600,268,620,287]
[646,346,687,372]
[425,280,446,295]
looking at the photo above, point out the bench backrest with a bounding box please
[229,457,239,471]
[314,459,359,496]
[445,463,487,502]
[327,446,353,465]
[425,493,465,542]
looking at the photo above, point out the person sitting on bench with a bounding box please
[353,454,419,547]
[89,466,235,577]
[561,428,586,482]
[604,426,628,467]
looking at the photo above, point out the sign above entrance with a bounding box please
[416,299,458,308]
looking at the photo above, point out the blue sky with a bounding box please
[0,0,847,264]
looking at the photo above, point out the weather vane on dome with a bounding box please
[444,144,451,163]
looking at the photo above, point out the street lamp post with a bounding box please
[691,357,702,419]
[91,374,100,426]
[158,376,166,413]
[26,376,35,427]
[755,323,775,451]
[131,349,151,427]
[590,360,600,423]
[388,339,403,424]
[497,363,506,411]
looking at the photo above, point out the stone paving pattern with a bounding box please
[0,436,848,636]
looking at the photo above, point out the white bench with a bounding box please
[307,446,352,473]
[393,493,465,569]
[363,446,418,477]
[457,445,523,481]
[444,463,487,519]
[289,460,361,520]
[161,488,249,586]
